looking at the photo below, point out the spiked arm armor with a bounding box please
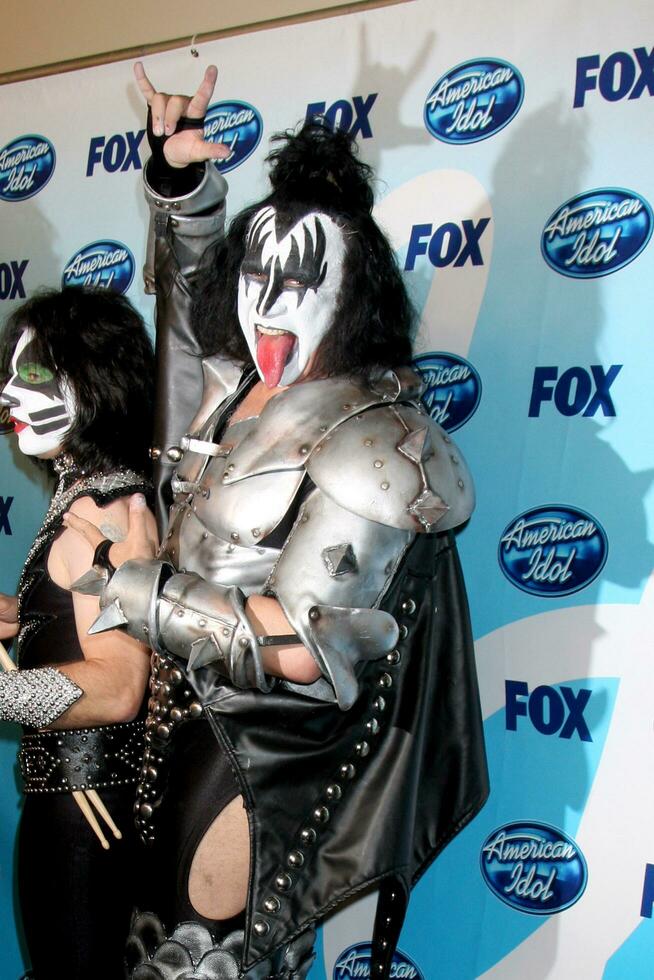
[0,667,82,728]
[142,158,228,526]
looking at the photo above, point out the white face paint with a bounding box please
[237,207,346,388]
[1,328,75,457]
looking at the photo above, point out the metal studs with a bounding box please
[253,919,270,937]
[378,673,393,689]
[231,531,240,542]
[373,696,386,712]
[287,850,305,868]
[355,741,370,757]
[170,707,183,723]
[156,724,170,739]
[450,454,459,464]
[313,805,330,823]
[275,872,292,892]
[264,896,281,914]
[239,636,250,648]
[457,479,465,489]
[166,446,183,462]
[149,447,161,460]
[364,438,373,447]
[326,783,342,800]
[171,669,183,685]
[380,481,390,491]
[342,403,352,410]
[300,827,317,844]
[308,607,321,621]
[340,763,356,780]
[366,718,380,735]
[299,444,310,455]
[176,608,185,618]
[373,459,384,468]
[198,619,207,628]
[140,803,153,818]
[401,598,416,615]
[398,625,409,640]
[188,702,203,719]
[252,528,261,538]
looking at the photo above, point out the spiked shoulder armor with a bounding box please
[306,399,474,533]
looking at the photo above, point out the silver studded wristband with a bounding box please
[0,667,83,728]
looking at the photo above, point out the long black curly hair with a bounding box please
[0,287,154,475]
[193,122,414,381]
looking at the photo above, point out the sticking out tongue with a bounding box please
[256,331,296,388]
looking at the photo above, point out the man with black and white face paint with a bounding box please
[237,206,346,388]
[0,286,157,980]
[1,327,75,458]
[65,65,487,980]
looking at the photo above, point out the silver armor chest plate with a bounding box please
[160,417,304,593]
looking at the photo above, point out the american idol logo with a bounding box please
[499,505,608,597]
[424,58,524,144]
[0,135,56,202]
[333,943,423,979]
[203,100,263,173]
[413,352,481,432]
[542,188,653,278]
[61,241,135,294]
[481,822,587,914]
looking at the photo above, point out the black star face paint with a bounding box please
[0,329,75,457]
[237,207,346,388]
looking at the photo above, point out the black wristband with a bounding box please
[92,538,116,576]
[146,108,207,198]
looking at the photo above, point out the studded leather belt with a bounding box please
[19,719,145,794]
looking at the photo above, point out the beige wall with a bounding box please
[1,0,404,79]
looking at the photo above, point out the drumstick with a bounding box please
[0,640,113,849]
[86,789,122,839]
[70,789,110,850]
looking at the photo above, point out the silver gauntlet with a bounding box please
[0,667,82,728]
[91,560,273,693]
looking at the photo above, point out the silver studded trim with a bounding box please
[136,652,199,844]
[256,618,408,931]
[0,667,82,729]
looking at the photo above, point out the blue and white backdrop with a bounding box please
[1,0,653,975]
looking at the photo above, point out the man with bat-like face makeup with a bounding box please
[68,63,488,980]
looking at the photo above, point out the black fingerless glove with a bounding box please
[146,108,207,198]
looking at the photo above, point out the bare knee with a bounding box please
[188,795,250,920]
